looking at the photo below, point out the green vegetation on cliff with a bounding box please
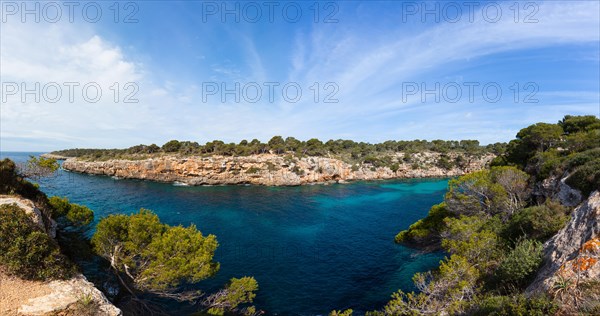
[493,115,600,194]
[0,158,259,315]
[92,209,259,315]
[0,158,77,280]
[51,137,503,166]
[378,115,600,315]
[92,209,220,292]
[0,203,74,280]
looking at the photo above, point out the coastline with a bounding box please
[58,152,494,186]
[40,153,69,160]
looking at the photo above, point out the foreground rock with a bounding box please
[17,275,121,316]
[527,190,600,294]
[61,152,494,186]
[0,197,122,316]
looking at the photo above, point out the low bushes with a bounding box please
[395,203,450,245]
[0,203,74,280]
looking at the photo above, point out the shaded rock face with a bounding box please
[62,153,494,186]
[527,191,600,294]
[536,174,583,207]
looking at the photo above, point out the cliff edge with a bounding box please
[0,196,122,316]
[526,190,600,313]
[61,152,494,186]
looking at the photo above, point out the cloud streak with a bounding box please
[1,1,598,151]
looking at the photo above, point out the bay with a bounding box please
[1,152,445,315]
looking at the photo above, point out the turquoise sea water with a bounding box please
[2,152,446,315]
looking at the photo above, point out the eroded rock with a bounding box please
[17,275,122,316]
[62,153,494,186]
[527,191,600,293]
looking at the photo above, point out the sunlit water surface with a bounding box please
[2,152,446,315]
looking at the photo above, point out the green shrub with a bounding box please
[532,149,563,179]
[265,162,278,172]
[0,204,74,280]
[205,277,258,315]
[489,155,509,167]
[245,167,261,174]
[504,200,568,242]
[395,203,450,245]
[48,196,94,227]
[436,155,453,170]
[162,140,182,152]
[559,115,600,134]
[330,309,353,316]
[48,196,71,217]
[442,215,502,272]
[455,154,467,168]
[470,294,558,316]
[66,204,94,227]
[565,157,600,196]
[496,238,543,287]
[563,148,600,170]
[0,159,50,211]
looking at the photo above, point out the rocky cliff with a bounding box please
[61,152,494,186]
[527,190,600,307]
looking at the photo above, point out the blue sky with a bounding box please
[1,0,599,151]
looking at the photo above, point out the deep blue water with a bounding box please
[2,152,446,315]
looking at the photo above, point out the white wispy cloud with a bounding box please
[1,1,598,151]
[274,1,599,141]
[0,22,173,150]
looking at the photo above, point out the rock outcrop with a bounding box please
[61,152,494,186]
[0,197,122,316]
[0,195,56,238]
[17,275,122,316]
[536,173,583,207]
[39,153,69,160]
[527,190,600,294]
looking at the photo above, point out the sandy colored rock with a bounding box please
[0,270,52,316]
[62,152,494,186]
[17,275,121,316]
[1,270,121,316]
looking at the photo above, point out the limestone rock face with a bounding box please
[62,153,494,186]
[17,275,122,316]
[0,195,56,238]
[537,174,583,207]
[527,191,600,293]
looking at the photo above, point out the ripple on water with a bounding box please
[3,153,446,315]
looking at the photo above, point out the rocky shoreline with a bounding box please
[60,152,494,186]
[40,153,69,160]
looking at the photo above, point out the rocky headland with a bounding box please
[60,152,494,186]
